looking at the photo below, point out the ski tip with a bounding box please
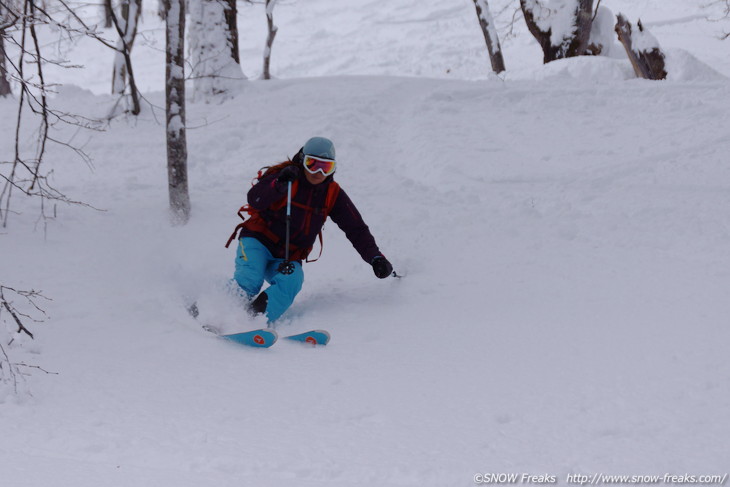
[312,329,330,342]
[308,330,330,345]
[285,329,330,346]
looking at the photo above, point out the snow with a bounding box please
[2,0,730,486]
[588,5,623,58]
[546,0,581,47]
[631,22,662,53]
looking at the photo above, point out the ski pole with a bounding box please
[278,180,295,275]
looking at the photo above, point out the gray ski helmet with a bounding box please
[302,136,336,160]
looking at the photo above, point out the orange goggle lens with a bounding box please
[303,155,336,176]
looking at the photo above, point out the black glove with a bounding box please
[277,165,300,184]
[371,256,393,279]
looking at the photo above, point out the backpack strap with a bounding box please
[225,180,300,248]
[323,181,341,218]
[225,206,251,248]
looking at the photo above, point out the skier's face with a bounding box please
[304,170,327,185]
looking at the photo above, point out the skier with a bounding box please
[227,136,393,322]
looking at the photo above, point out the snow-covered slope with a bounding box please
[2,1,730,486]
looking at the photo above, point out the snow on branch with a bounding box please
[520,0,594,63]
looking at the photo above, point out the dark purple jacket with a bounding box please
[239,169,382,264]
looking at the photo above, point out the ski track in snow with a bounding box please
[2,1,730,486]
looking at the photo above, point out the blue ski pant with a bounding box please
[233,237,304,322]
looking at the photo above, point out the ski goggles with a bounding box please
[303,154,336,176]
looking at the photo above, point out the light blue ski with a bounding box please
[285,329,330,346]
[189,301,330,348]
[201,323,327,348]
[221,328,278,348]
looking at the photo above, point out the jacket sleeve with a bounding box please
[328,187,383,263]
[247,173,287,210]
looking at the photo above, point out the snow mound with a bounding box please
[512,47,728,83]
[664,47,729,82]
[521,55,635,82]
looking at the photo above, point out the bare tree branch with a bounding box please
[0,340,20,393]
[1,285,51,394]
[0,285,49,339]
[1,0,108,227]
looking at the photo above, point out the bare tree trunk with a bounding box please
[0,4,14,96]
[520,0,594,63]
[165,0,191,224]
[224,0,239,64]
[263,0,278,80]
[103,0,112,28]
[570,0,594,57]
[472,0,505,74]
[615,14,667,80]
[110,0,141,104]
[0,33,11,97]
[520,0,556,62]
